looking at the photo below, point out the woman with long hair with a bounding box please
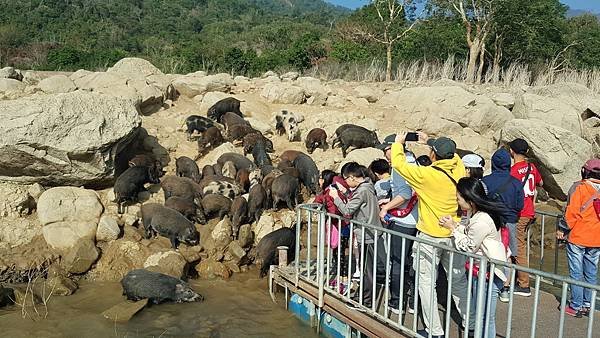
[439,177,509,338]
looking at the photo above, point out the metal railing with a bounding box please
[288,204,599,338]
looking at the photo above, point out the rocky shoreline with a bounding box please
[0,57,597,307]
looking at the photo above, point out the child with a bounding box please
[369,158,392,201]
[330,162,385,308]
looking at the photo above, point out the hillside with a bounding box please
[0,0,347,73]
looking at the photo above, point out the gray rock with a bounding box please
[144,251,187,279]
[281,72,299,81]
[261,83,305,104]
[107,57,164,78]
[196,259,231,279]
[102,299,149,323]
[490,92,515,110]
[172,73,234,98]
[211,216,233,249]
[584,117,600,129]
[225,241,246,265]
[513,93,583,136]
[38,75,77,94]
[38,187,103,225]
[237,224,253,248]
[96,215,120,242]
[0,78,25,92]
[0,91,141,186]
[47,275,78,296]
[0,67,23,81]
[62,240,99,274]
[500,119,592,200]
[354,85,383,103]
[262,71,279,78]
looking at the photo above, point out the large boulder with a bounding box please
[62,239,99,274]
[0,78,25,93]
[338,147,384,172]
[196,259,231,279]
[144,251,187,278]
[512,93,583,136]
[0,67,23,81]
[172,73,234,98]
[379,86,513,135]
[38,187,103,250]
[0,91,141,186]
[499,119,592,200]
[354,85,383,103]
[107,57,163,78]
[261,83,305,104]
[37,75,77,94]
[530,82,600,115]
[87,239,152,281]
[296,77,328,105]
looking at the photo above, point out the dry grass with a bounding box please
[305,56,600,93]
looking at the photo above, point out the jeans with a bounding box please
[389,224,417,308]
[414,232,468,336]
[567,242,600,310]
[470,275,503,338]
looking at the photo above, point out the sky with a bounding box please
[326,0,600,13]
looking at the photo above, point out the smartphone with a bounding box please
[405,132,419,142]
[330,183,338,190]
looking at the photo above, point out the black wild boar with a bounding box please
[227,124,259,142]
[195,127,224,160]
[217,153,255,172]
[141,203,200,249]
[243,133,274,155]
[292,153,320,194]
[331,124,368,148]
[114,166,161,214]
[184,115,215,140]
[165,196,206,224]
[235,168,250,193]
[279,150,302,163]
[255,227,296,278]
[121,269,203,304]
[207,97,243,123]
[221,112,250,131]
[231,196,248,237]
[161,176,202,202]
[336,128,380,158]
[176,156,201,183]
[262,169,283,204]
[247,183,268,223]
[251,141,272,168]
[202,165,216,178]
[200,194,232,220]
[305,128,327,154]
[270,174,300,211]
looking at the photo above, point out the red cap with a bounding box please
[583,159,600,172]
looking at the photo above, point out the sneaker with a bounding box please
[352,270,361,281]
[581,307,591,317]
[560,305,582,318]
[514,286,531,297]
[499,286,510,303]
[407,304,415,314]
[389,306,404,315]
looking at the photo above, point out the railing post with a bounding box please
[295,207,301,287]
[473,257,488,338]
[317,210,326,308]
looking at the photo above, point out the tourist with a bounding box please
[440,177,509,338]
[557,159,600,317]
[313,170,350,286]
[509,138,543,297]
[377,134,419,315]
[462,153,486,179]
[391,132,468,337]
[329,162,385,308]
[369,158,392,201]
[482,148,524,302]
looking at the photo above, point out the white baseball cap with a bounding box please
[462,153,485,168]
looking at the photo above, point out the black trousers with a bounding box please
[389,224,418,307]
[360,237,387,307]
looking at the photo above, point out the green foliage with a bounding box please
[566,15,600,69]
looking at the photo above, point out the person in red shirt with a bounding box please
[508,138,543,297]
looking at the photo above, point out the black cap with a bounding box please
[376,134,396,151]
[508,138,529,155]
[426,137,456,160]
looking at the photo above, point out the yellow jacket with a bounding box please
[391,143,466,237]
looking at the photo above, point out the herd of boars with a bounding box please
[116,97,384,304]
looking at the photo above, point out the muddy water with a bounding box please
[0,272,317,338]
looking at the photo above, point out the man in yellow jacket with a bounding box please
[391,132,468,337]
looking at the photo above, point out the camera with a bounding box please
[405,132,419,142]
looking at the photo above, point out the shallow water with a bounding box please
[0,272,317,338]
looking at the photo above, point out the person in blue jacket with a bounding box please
[482,148,525,302]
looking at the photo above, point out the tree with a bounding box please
[337,0,420,81]
[430,0,494,83]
